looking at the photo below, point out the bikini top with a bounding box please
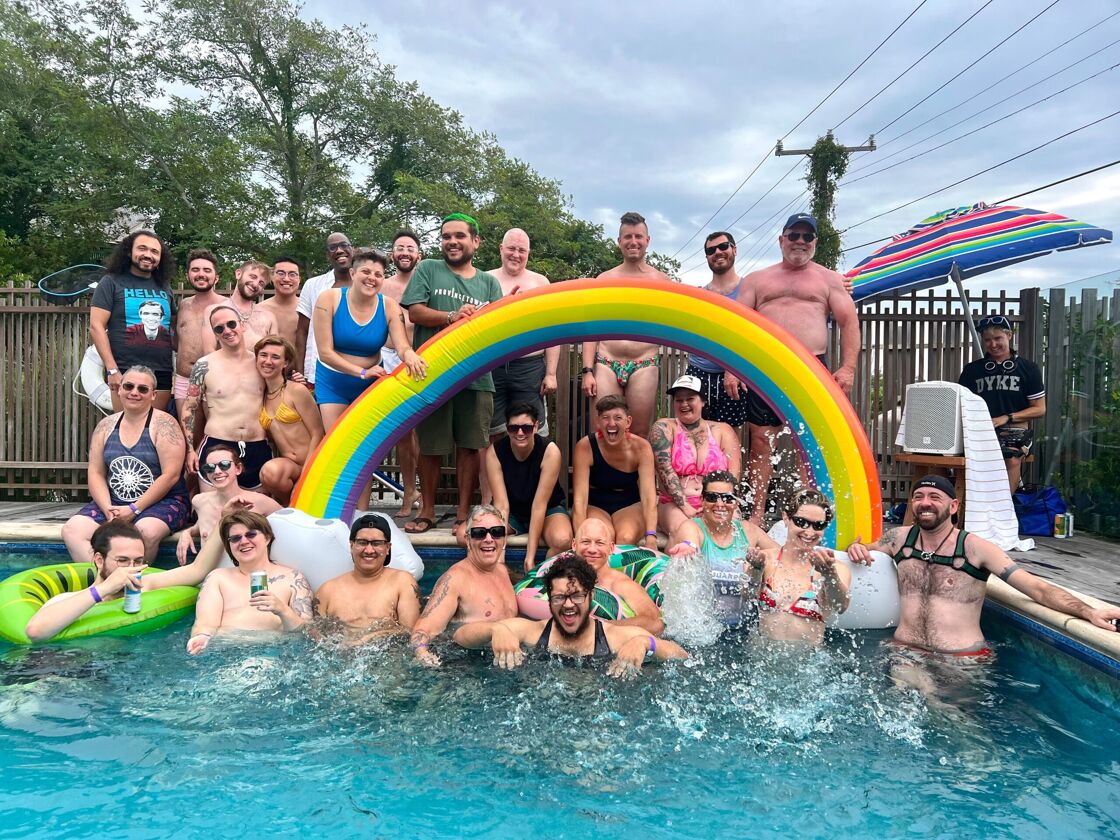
[892,527,989,582]
[757,549,824,622]
[260,387,303,432]
[332,287,388,358]
[670,420,729,477]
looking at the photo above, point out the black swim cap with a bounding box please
[912,475,955,499]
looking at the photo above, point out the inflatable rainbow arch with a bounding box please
[291,279,881,548]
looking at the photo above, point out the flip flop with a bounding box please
[404,517,435,534]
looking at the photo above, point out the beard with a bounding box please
[238,282,261,302]
[551,608,592,639]
[916,506,953,530]
[443,247,475,268]
[392,254,416,274]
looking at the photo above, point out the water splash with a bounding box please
[660,553,724,647]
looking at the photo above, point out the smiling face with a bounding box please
[350,258,385,297]
[187,257,219,292]
[130,235,161,276]
[225,523,268,565]
[202,447,241,489]
[779,222,817,269]
[572,519,613,570]
[465,512,506,570]
[499,230,530,275]
[595,407,631,445]
[326,233,353,270]
[138,301,164,329]
[981,327,1013,362]
[441,220,479,268]
[235,264,268,301]
[784,503,829,549]
[271,261,301,296]
[704,234,736,275]
[119,369,156,410]
[701,480,736,529]
[910,488,957,532]
[672,389,703,424]
[210,308,244,349]
[350,526,390,576]
[506,412,537,450]
[391,236,420,275]
[618,223,650,262]
[548,574,593,639]
[94,535,146,581]
[255,342,289,381]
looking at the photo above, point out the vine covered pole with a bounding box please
[776,130,874,270]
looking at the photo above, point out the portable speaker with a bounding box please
[902,382,964,455]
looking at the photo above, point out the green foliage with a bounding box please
[804,135,849,271]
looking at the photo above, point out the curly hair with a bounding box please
[541,553,598,597]
[105,230,176,288]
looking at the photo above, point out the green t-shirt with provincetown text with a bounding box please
[400,258,502,391]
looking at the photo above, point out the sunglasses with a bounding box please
[548,591,588,605]
[120,382,151,394]
[704,240,734,256]
[784,231,816,243]
[790,515,829,531]
[468,525,507,541]
[228,530,260,543]
[977,315,1012,331]
[202,459,234,474]
[702,491,737,504]
[507,423,535,435]
[352,538,389,549]
[212,319,239,335]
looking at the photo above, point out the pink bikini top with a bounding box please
[670,421,729,477]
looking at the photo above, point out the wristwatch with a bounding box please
[108,368,120,375]
[580,367,594,376]
[1007,412,1016,425]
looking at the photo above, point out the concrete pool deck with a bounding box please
[3,500,1118,663]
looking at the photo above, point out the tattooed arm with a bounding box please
[846,526,906,566]
[129,411,187,514]
[181,358,209,473]
[287,570,314,625]
[409,570,461,664]
[650,419,688,509]
[397,577,422,630]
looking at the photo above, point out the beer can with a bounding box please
[1054,513,1071,539]
[250,570,269,594]
[123,585,141,614]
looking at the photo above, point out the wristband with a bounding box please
[681,539,697,550]
[128,502,139,515]
[1007,412,1015,424]
[89,586,102,603]
[360,368,367,379]
[412,643,429,650]
[648,636,656,653]
[645,530,657,537]
[194,632,212,638]
[580,367,594,375]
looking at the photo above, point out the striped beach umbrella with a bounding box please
[845,203,1112,302]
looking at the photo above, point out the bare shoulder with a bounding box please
[651,267,674,282]
[596,265,625,279]
[522,270,550,288]
[151,410,185,444]
[962,531,1008,570]
[93,412,120,439]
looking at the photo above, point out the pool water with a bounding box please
[0,556,1118,838]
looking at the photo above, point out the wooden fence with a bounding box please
[4,283,1109,522]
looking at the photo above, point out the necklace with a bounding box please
[917,528,954,561]
[267,383,285,399]
[234,300,254,322]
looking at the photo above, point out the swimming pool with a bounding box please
[0,553,1118,838]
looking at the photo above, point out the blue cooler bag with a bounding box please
[1012,485,1067,536]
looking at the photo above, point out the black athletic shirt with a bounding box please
[958,353,1044,418]
[495,435,565,522]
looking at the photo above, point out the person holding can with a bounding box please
[958,313,1046,493]
[187,509,313,654]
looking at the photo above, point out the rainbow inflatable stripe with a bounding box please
[291,279,881,547]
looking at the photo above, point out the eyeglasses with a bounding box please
[702,491,737,504]
[212,320,239,335]
[549,591,588,605]
[704,241,733,256]
[352,538,389,549]
[784,231,816,243]
[507,423,535,435]
[392,244,418,254]
[790,515,828,531]
[327,241,352,253]
[202,460,234,474]
[468,525,507,540]
[273,270,299,279]
[977,315,1012,331]
[228,530,260,543]
[120,382,152,394]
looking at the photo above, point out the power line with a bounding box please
[740,198,813,276]
[833,0,996,131]
[872,9,1120,150]
[668,0,929,259]
[842,108,1120,233]
[874,0,1062,136]
[840,61,1120,187]
[846,37,1120,177]
[837,157,1120,255]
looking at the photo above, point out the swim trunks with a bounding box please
[683,365,751,428]
[745,353,828,427]
[595,353,659,387]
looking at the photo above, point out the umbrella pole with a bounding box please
[951,262,984,355]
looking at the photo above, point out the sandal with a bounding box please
[404,517,435,534]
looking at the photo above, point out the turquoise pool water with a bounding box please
[0,554,1118,838]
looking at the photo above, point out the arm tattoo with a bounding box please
[649,423,685,505]
[997,562,1022,582]
[152,413,185,447]
[183,359,208,440]
[420,574,452,618]
[870,526,903,552]
[290,571,313,619]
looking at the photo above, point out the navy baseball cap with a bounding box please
[783,213,818,233]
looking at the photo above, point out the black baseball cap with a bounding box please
[783,213,818,233]
[912,475,955,499]
[350,513,392,540]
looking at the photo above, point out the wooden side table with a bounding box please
[894,452,967,524]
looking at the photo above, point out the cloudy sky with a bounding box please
[310,0,1119,294]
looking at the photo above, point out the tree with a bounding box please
[804,134,850,271]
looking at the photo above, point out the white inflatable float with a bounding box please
[766,521,899,629]
[219,508,425,588]
[78,345,114,413]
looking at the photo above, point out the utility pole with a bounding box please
[775,130,874,270]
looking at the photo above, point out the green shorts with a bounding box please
[508,505,568,535]
[417,390,494,456]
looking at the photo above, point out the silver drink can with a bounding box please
[250,570,269,595]
[123,585,141,614]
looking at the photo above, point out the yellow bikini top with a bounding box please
[260,388,303,432]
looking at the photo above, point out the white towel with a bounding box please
[896,382,1034,553]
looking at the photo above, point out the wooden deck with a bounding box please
[2,502,1118,605]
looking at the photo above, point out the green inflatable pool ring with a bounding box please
[0,563,199,644]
